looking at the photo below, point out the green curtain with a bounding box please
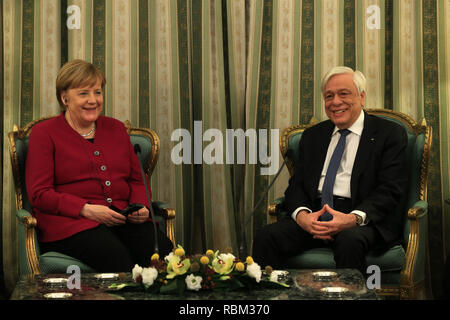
[2,0,450,298]
[0,0,5,298]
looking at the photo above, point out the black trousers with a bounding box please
[252,198,383,276]
[40,222,174,272]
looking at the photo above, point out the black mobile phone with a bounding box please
[110,203,144,216]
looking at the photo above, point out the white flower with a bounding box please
[132,264,143,282]
[270,271,285,283]
[246,262,262,283]
[141,267,158,286]
[185,274,203,291]
[164,252,175,263]
[217,253,235,262]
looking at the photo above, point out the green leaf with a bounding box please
[177,277,186,295]
[259,280,291,289]
[159,279,178,294]
[277,282,290,288]
[229,279,245,290]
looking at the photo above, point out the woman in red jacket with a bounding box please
[25,59,173,272]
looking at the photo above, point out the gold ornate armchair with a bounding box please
[268,109,432,299]
[8,116,176,276]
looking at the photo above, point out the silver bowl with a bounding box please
[320,286,349,297]
[94,273,119,280]
[312,271,337,282]
[43,292,73,299]
[43,278,68,287]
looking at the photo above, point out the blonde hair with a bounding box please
[56,59,106,110]
[321,66,366,95]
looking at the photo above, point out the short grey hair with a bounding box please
[321,66,366,95]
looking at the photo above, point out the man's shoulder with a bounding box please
[366,112,406,133]
[304,119,333,135]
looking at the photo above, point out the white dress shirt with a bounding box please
[291,111,368,225]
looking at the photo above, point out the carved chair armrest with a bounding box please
[407,201,427,220]
[152,201,176,247]
[17,209,37,227]
[16,209,41,275]
[268,197,286,224]
[400,200,428,298]
[152,201,176,220]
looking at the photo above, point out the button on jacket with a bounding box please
[26,113,151,243]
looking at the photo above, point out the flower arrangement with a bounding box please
[108,245,289,295]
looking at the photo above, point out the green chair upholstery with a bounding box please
[9,116,176,276]
[268,109,432,299]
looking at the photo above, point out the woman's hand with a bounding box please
[80,204,126,227]
[127,206,150,224]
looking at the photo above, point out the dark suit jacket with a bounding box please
[283,111,408,245]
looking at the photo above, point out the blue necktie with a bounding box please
[320,129,351,221]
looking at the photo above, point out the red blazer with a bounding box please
[26,113,151,242]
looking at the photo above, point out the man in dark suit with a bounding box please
[252,67,408,275]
